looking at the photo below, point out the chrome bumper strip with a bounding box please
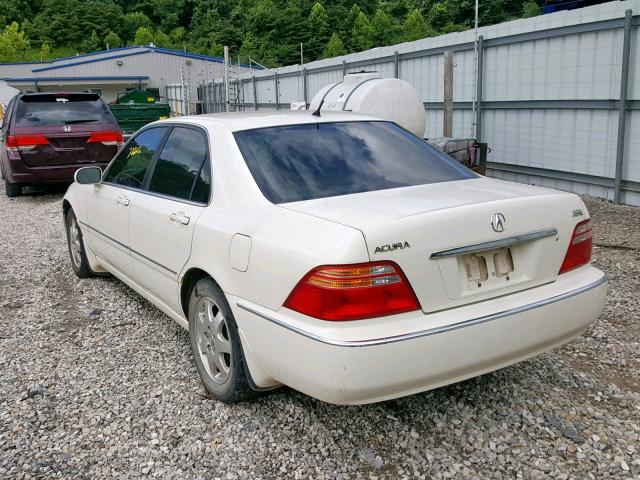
[236,274,607,348]
[429,228,558,259]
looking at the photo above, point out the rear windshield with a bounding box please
[234,121,475,204]
[15,94,115,127]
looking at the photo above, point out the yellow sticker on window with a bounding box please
[128,145,142,158]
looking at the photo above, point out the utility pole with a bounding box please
[300,43,304,66]
[223,46,230,112]
[443,50,453,137]
[471,0,479,138]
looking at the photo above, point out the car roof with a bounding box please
[165,111,382,132]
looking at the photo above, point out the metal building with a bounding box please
[0,45,255,104]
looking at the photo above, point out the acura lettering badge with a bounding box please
[63,125,72,132]
[491,213,506,233]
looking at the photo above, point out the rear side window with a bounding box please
[190,157,211,204]
[15,93,115,127]
[147,127,210,202]
[104,127,167,188]
[234,121,475,204]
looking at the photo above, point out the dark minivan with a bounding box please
[0,92,123,197]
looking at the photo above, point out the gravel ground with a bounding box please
[0,182,639,480]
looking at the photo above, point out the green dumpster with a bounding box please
[116,89,158,104]
[109,89,170,134]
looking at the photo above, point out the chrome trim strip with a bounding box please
[429,228,558,259]
[79,221,177,275]
[236,274,607,348]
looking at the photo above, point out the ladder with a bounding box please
[227,63,245,112]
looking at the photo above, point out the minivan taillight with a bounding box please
[559,219,592,274]
[6,134,49,151]
[87,131,124,147]
[283,261,421,321]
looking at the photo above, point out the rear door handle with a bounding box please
[116,196,130,206]
[169,212,190,225]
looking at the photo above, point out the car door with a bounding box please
[129,125,211,312]
[85,126,169,277]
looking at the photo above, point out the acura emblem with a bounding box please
[63,125,71,132]
[491,213,506,233]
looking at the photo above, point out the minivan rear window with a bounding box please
[234,121,475,204]
[15,94,115,127]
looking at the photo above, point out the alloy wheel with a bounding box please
[68,217,83,268]
[195,297,233,384]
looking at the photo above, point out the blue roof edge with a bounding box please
[0,45,264,70]
[32,50,151,72]
[3,75,150,82]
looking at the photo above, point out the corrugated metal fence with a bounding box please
[199,1,640,206]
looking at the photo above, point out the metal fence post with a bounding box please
[214,83,218,113]
[252,76,257,111]
[475,35,484,143]
[394,51,399,78]
[443,51,454,137]
[614,9,633,204]
[342,60,347,76]
[275,72,280,110]
[303,68,308,107]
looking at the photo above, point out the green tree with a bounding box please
[154,31,171,47]
[371,9,396,47]
[0,0,32,26]
[122,11,152,43]
[0,22,30,62]
[169,26,186,46]
[38,43,52,61]
[82,30,102,52]
[402,10,432,42]
[308,2,330,58]
[134,26,155,45]
[340,4,361,51]
[523,0,541,18]
[351,11,374,52]
[104,31,123,49]
[322,32,346,58]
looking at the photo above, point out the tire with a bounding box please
[5,181,21,198]
[189,278,254,403]
[65,209,95,278]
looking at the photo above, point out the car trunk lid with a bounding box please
[11,125,119,167]
[281,177,587,312]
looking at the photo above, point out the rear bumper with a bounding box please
[3,157,108,184]
[230,266,607,404]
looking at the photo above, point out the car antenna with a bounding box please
[311,99,324,117]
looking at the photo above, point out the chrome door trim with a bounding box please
[429,228,558,259]
[236,274,607,348]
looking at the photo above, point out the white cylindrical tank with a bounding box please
[308,72,426,137]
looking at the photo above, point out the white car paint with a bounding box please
[63,111,607,404]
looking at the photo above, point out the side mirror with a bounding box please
[75,166,102,185]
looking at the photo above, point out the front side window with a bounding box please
[234,121,476,204]
[147,127,209,202]
[104,127,167,188]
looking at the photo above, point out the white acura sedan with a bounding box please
[63,112,607,404]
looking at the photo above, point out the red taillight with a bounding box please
[283,261,421,321]
[7,134,49,150]
[87,130,124,146]
[559,219,592,274]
